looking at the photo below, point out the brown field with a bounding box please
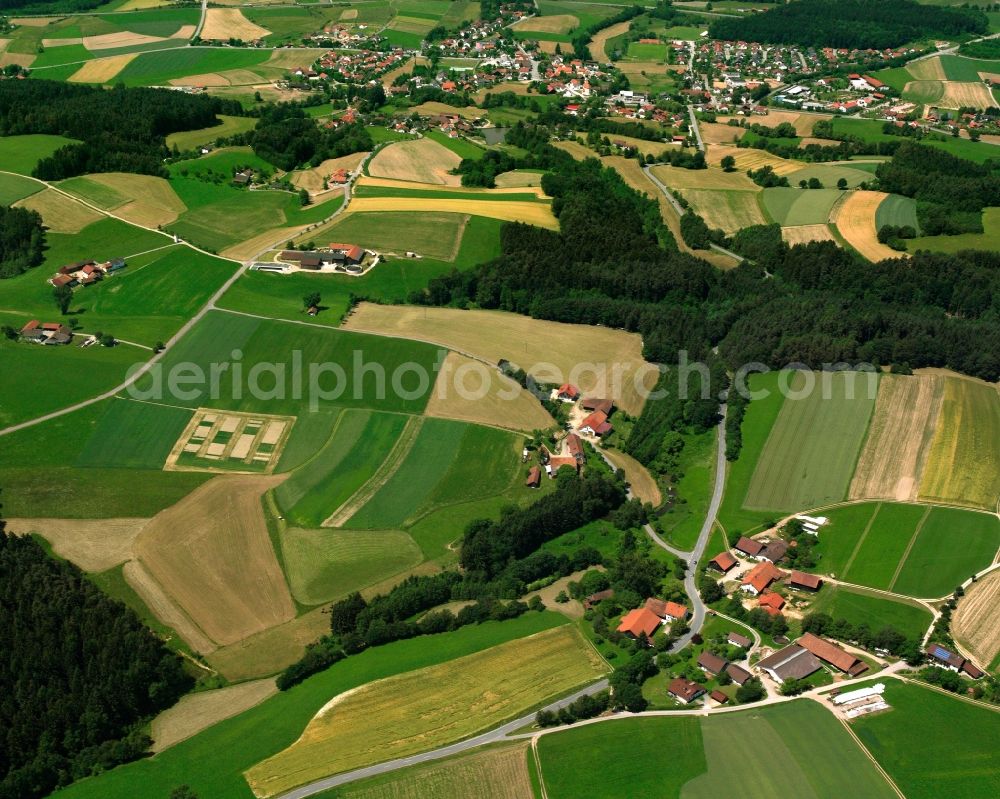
[0,50,34,68]
[681,188,766,234]
[494,169,543,187]
[215,68,272,86]
[124,560,217,655]
[83,32,165,50]
[908,56,947,81]
[169,72,233,88]
[151,678,277,752]
[603,448,662,506]
[345,197,559,229]
[512,14,578,34]
[68,53,139,83]
[368,138,462,185]
[426,352,555,433]
[706,144,800,175]
[118,0,175,9]
[408,101,481,119]
[9,17,56,25]
[953,569,1000,671]
[799,136,841,147]
[343,303,659,416]
[849,374,944,502]
[291,153,368,193]
[15,189,102,233]
[699,121,744,145]
[553,139,595,160]
[264,48,330,70]
[650,163,760,191]
[200,9,272,41]
[134,475,295,647]
[172,25,196,40]
[781,223,836,245]
[338,744,533,799]
[537,40,559,55]
[356,175,547,197]
[245,626,607,798]
[221,225,307,262]
[340,8,358,20]
[939,81,996,110]
[71,172,187,227]
[833,190,904,262]
[589,20,631,61]
[7,517,147,572]
[42,37,83,46]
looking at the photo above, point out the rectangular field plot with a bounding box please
[842,503,928,591]
[743,371,877,512]
[165,408,295,473]
[77,398,193,470]
[803,585,932,641]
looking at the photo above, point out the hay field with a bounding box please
[201,9,272,41]
[553,139,595,160]
[134,475,296,647]
[512,14,578,34]
[699,122,743,145]
[682,188,766,234]
[833,190,903,262]
[603,448,662,506]
[151,678,277,753]
[290,152,368,192]
[356,175,548,197]
[907,56,947,81]
[368,138,462,185]
[589,20,630,61]
[849,374,944,502]
[68,53,139,83]
[426,352,554,433]
[346,196,559,229]
[706,144,800,176]
[940,81,996,109]
[14,188,102,233]
[62,172,186,227]
[245,626,607,798]
[337,744,532,799]
[494,170,543,187]
[344,303,658,416]
[953,570,1000,671]
[781,224,835,245]
[83,32,165,50]
[6,517,146,572]
[124,560,217,655]
[919,377,1000,510]
[409,101,481,119]
[649,164,759,191]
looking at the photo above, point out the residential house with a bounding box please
[565,433,585,464]
[556,383,580,402]
[758,540,788,564]
[709,551,737,573]
[757,591,785,615]
[668,678,705,704]
[617,607,661,641]
[798,632,869,677]
[580,397,614,414]
[526,465,541,488]
[788,571,822,591]
[725,663,752,685]
[697,651,728,676]
[709,689,729,704]
[735,536,764,559]
[740,562,784,596]
[578,410,613,437]
[19,320,46,343]
[924,645,984,678]
[727,632,752,649]
[21,320,73,345]
[757,643,823,684]
[645,598,688,623]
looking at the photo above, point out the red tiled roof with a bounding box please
[710,689,729,703]
[789,570,822,590]
[580,397,614,413]
[617,607,661,639]
[758,592,785,610]
[798,632,862,673]
[645,598,688,619]
[526,466,541,487]
[579,410,607,431]
[668,678,705,702]
[711,551,737,571]
[20,320,39,332]
[557,383,580,398]
[742,562,783,594]
[566,433,584,459]
[735,536,764,556]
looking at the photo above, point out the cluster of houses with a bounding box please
[309,23,384,50]
[300,48,409,85]
[554,383,616,438]
[49,258,126,289]
[924,644,984,679]
[278,243,370,274]
[432,6,531,58]
[18,320,73,345]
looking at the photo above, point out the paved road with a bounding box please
[687,105,705,151]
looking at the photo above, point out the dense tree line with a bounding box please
[250,105,373,171]
[0,205,44,279]
[801,612,921,661]
[0,81,242,180]
[571,4,646,60]
[709,0,986,49]
[0,0,105,12]
[0,528,191,799]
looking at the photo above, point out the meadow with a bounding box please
[875,193,920,233]
[802,585,932,641]
[908,206,1000,253]
[918,377,1000,510]
[114,47,272,86]
[60,172,188,228]
[742,370,877,512]
[0,172,42,205]
[75,397,193,470]
[165,115,259,152]
[295,210,474,261]
[245,626,608,798]
[52,613,568,799]
[681,188,765,234]
[0,134,80,175]
[854,682,1000,799]
[761,187,843,226]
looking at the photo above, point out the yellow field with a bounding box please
[553,139,595,160]
[940,81,996,110]
[512,14,578,34]
[681,188,766,234]
[346,197,559,229]
[118,0,175,10]
[356,175,547,197]
[699,121,744,146]
[850,374,944,502]
[833,190,904,262]
[408,101,482,119]
[953,569,1000,671]
[368,138,462,185]
[291,153,368,192]
[200,9,272,41]
[727,110,832,136]
[67,172,187,227]
[343,303,659,416]
[169,72,233,87]
[151,678,277,753]
[15,188,102,233]
[68,53,139,83]
[245,626,607,797]
[589,20,631,60]
[0,50,34,68]
[651,163,760,191]
[338,744,533,799]
[919,377,1000,510]
[908,56,947,81]
[83,31,164,50]
[603,448,662,506]
[221,224,307,262]
[426,352,555,433]
[781,224,836,245]
[706,144,800,176]
[6,517,146,572]
[134,475,296,647]
[494,169,543,187]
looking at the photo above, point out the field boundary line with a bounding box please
[322,416,424,527]
[897,676,1000,714]
[888,505,931,592]
[841,502,881,579]
[531,735,549,799]
[831,714,907,799]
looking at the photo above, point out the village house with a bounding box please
[924,645,984,679]
[740,562,784,596]
[525,465,541,488]
[556,383,580,402]
[578,409,612,437]
[19,320,73,345]
[580,397,614,414]
[617,607,662,642]
[757,591,785,616]
[757,540,788,564]
[697,651,728,676]
[709,689,729,704]
[788,571,823,592]
[726,663,752,685]
[734,536,764,559]
[757,642,824,684]
[798,632,869,677]
[565,433,585,464]
[644,598,688,623]
[709,551,737,573]
[668,678,706,704]
[727,632,752,650]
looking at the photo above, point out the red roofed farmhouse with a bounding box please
[617,607,661,641]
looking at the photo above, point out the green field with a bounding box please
[743,371,877,512]
[424,129,488,161]
[762,187,844,226]
[909,206,1000,253]
[296,210,475,261]
[0,135,80,175]
[802,584,932,640]
[939,54,1000,82]
[876,193,920,233]
[114,47,272,87]
[786,164,872,189]
[75,398,193,470]
[51,613,568,799]
[538,700,897,798]
[658,427,716,550]
[904,79,947,105]
[854,682,1000,799]
[0,172,43,205]
[626,42,667,60]
[275,409,411,527]
[165,115,259,152]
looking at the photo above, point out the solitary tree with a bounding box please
[298,188,311,206]
[53,284,72,315]
[836,177,848,190]
[720,154,736,172]
[303,291,321,311]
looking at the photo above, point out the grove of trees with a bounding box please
[0,205,44,279]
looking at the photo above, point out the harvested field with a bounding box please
[919,377,1000,510]
[290,153,368,193]
[512,14,577,34]
[356,175,548,197]
[939,81,996,109]
[553,139,595,160]
[200,9,272,41]
[699,121,744,145]
[426,352,555,433]
[68,53,139,83]
[833,190,903,262]
[706,144,800,176]
[169,72,232,87]
[220,224,306,261]
[652,165,760,191]
[341,9,358,20]
[408,101,481,119]
[344,303,658,416]
[603,448,662,506]
[907,56,947,81]
[798,136,841,147]
[42,37,83,47]
[14,188,102,233]
[172,24,196,39]
[124,560,217,655]
[83,32,165,50]
[682,188,766,233]
[781,224,835,245]
[245,625,607,797]
[264,48,330,70]
[849,374,943,502]
[368,138,462,185]
[151,678,277,753]
[953,569,1000,671]
[62,172,186,227]
[134,475,296,647]
[589,20,631,61]
[7,517,146,572]
[0,50,34,68]
[494,170,543,187]
[345,196,559,229]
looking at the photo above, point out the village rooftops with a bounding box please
[758,643,823,683]
[617,607,661,640]
[758,540,788,563]
[644,598,688,620]
[668,678,705,704]
[757,592,785,615]
[735,536,764,558]
[583,589,614,610]
[525,466,541,488]
[565,433,584,462]
[798,633,868,676]
[556,383,580,400]
[925,644,984,678]
[710,551,737,572]
[579,410,612,436]
[709,689,729,704]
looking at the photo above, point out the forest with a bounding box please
[0,205,44,279]
[709,0,987,49]
[248,105,373,171]
[0,526,191,799]
[0,0,106,12]
[0,81,243,180]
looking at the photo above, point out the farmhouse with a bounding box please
[525,466,541,488]
[697,651,728,676]
[757,592,785,615]
[617,607,661,641]
[578,410,612,437]
[710,551,737,573]
[758,540,788,564]
[924,645,984,678]
[583,589,614,610]
[788,571,823,591]
[668,678,705,704]
[565,433,585,464]
[556,383,580,402]
[580,397,614,414]
[645,598,688,622]
[727,632,752,649]
[726,663,752,685]
[19,320,72,345]
[735,536,764,559]
[740,562,784,596]
[757,643,823,684]
[798,633,868,677]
